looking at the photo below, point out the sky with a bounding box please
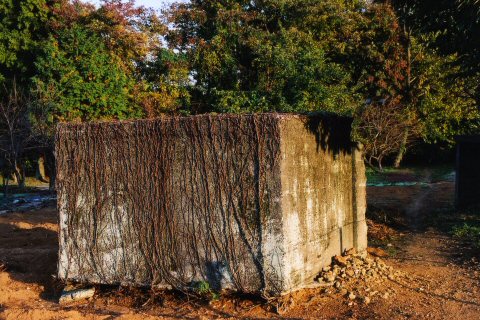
[85,0,179,10]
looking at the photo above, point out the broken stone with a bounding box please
[324,272,336,283]
[59,287,95,304]
[334,255,348,267]
[345,248,357,256]
[313,246,407,305]
[367,247,388,258]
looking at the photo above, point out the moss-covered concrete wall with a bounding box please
[56,113,366,296]
[278,115,367,291]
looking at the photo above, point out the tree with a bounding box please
[167,0,363,114]
[347,2,479,168]
[355,98,419,170]
[0,0,49,83]
[412,42,479,145]
[0,0,188,188]
[32,24,142,125]
[83,0,181,115]
[0,80,32,189]
[78,0,165,73]
[137,48,191,116]
[30,23,147,189]
[379,0,480,106]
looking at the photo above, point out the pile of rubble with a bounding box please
[314,248,407,305]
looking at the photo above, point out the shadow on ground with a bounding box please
[0,207,60,301]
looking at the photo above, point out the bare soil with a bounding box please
[1,181,480,319]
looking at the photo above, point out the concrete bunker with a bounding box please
[455,135,480,209]
[56,113,367,296]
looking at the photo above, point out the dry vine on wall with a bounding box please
[56,114,283,295]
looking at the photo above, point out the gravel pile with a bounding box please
[315,248,406,305]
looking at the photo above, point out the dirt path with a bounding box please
[380,230,480,319]
[1,182,479,319]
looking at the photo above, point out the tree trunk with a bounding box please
[10,171,17,184]
[36,155,49,183]
[49,171,55,191]
[14,164,25,189]
[45,149,56,191]
[2,175,10,195]
[394,129,409,168]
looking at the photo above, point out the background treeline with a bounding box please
[1,0,479,190]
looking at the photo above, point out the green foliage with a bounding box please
[137,48,191,116]
[212,90,270,114]
[1,0,479,172]
[195,280,211,294]
[251,27,356,114]
[31,24,142,126]
[212,27,356,114]
[0,0,49,82]
[452,223,480,249]
[351,3,479,167]
[414,46,480,144]
[82,0,165,73]
[343,4,407,102]
[383,0,480,106]
[168,0,363,114]
[194,281,220,300]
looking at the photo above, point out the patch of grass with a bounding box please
[365,167,406,184]
[0,175,50,196]
[386,246,398,257]
[365,165,454,185]
[421,208,458,232]
[424,164,455,182]
[195,280,211,295]
[452,223,480,249]
[0,175,49,187]
[194,281,220,301]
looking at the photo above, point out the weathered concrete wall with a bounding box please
[278,115,367,291]
[56,113,366,296]
[455,136,480,209]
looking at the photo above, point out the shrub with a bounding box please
[452,223,480,249]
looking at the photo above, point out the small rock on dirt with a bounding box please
[344,248,357,256]
[59,287,95,304]
[367,247,388,257]
[334,255,348,267]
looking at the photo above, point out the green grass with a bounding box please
[193,281,220,301]
[386,246,398,257]
[0,175,49,195]
[452,223,480,249]
[366,165,454,185]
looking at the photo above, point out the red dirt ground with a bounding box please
[1,182,480,319]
